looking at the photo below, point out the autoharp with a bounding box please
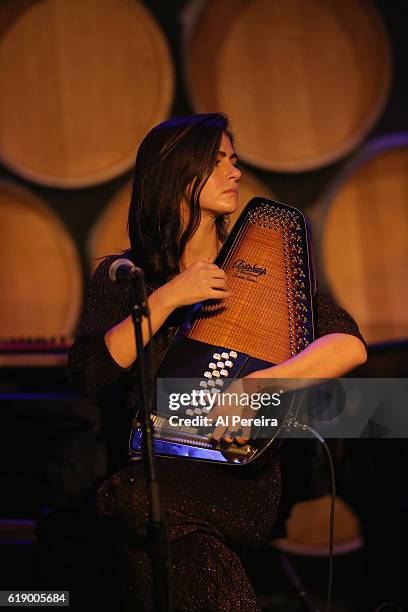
[129,198,315,468]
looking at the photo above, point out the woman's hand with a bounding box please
[209,378,253,445]
[160,260,231,309]
[104,261,229,369]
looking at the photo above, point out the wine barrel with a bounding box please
[87,171,274,272]
[315,134,408,345]
[0,181,82,337]
[0,0,174,187]
[183,0,391,172]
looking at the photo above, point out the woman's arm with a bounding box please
[68,257,231,396]
[105,260,231,369]
[246,332,367,384]
[69,258,229,394]
[104,284,177,369]
[211,334,367,443]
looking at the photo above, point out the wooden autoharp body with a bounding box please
[130,198,315,468]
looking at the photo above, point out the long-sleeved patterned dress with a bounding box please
[68,253,364,611]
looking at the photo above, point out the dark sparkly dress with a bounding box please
[68,254,364,612]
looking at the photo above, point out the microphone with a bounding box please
[109,258,144,283]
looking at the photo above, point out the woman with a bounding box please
[69,113,367,611]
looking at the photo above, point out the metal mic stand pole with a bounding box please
[131,285,171,612]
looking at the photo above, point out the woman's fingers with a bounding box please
[211,422,227,442]
[209,268,227,279]
[210,421,251,445]
[210,289,232,299]
[235,427,251,445]
[208,277,228,289]
[211,431,249,445]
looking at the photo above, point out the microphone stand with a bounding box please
[131,275,171,612]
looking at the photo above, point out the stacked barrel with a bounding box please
[0,0,406,347]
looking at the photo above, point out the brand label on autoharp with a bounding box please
[232,259,267,283]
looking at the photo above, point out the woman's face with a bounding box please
[199,132,241,216]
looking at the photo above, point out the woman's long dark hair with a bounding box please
[127,113,231,283]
